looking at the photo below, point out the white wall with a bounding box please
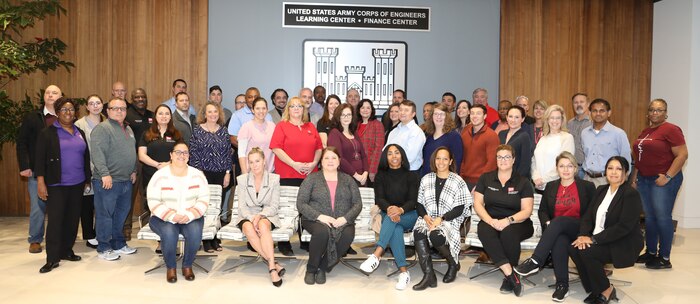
[651,0,700,228]
[208,0,501,116]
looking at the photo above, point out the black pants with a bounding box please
[478,219,533,267]
[413,229,447,248]
[532,216,580,285]
[80,194,96,240]
[302,219,354,272]
[46,184,83,263]
[569,243,613,294]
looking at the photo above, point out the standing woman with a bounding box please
[189,101,233,251]
[514,152,596,302]
[454,100,471,134]
[234,148,285,287]
[420,104,463,177]
[498,106,533,179]
[238,97,276,173]
[632,98,688,269]
[74,94,103,249]
[297,147,362,285]
[359,144,419,290]
[316,94,341,147]
[412,147,471,291]
[139,105,183,201]
[473,145,534,297]
[35,98,91,273]
[356,99,385,184]
[570,156,643,304]
[327,104,369,186]
[531,105,575,191]
[531,100,549,145]
[383,103,401,142]
[147,142,209,283]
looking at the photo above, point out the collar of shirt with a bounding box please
[177,108,190,118]
[52,120,79,135]
[43,106,56,117]
[490,170,520,185]
[398,119,417,129]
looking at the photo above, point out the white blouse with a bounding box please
[593,187,618,235]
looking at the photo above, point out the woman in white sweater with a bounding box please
[147,142,210,283]
[531,105,575,191]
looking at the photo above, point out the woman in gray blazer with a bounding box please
[234,148,284,287]
[297,147,362,285]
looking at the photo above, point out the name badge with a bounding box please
[508,187,519,195]
[148,118,153,124]
[135,119,143,123]
[165,136,174,142]
[487,186,499,191]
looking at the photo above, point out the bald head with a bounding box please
[112,81,127,99]
[43,85,62,109]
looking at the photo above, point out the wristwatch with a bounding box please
[665,173,672,180]
[508,216,515,224]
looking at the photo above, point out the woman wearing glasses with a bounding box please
[474,144,534,297]
[327,103,369,186]
[420,103,463,177]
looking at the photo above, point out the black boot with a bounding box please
[506,271,524,297]
[412,238,437,291]
[435,244,460,283]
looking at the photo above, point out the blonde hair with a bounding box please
[197,102,225,125]
[281,96,309,123]
[556,151,578,172]
[542,104,568,136]
[247,147,265,160]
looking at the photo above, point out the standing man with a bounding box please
[111,81,129,106]
[17,84,61,253]
[567,93,592,178]
[311,85,326,117]
[441,92,457,113]
[90,98,138,261]
[172,92,196,144]
[299,87,321,125]
[228,87,273,147]
[124,88,153,238]
[515,95,535,125]
[581,98,631,187]
[234,94,246,111]
[346,88,361,109]
[162,79,196,115]
[460,104,499,191]
[209,85,232,125]
[385,100,426,173]
[269,89,288,124]
[472,88,500,126]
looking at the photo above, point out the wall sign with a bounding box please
[284,2,430,31]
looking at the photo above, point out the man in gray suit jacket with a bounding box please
[172,92,196,144]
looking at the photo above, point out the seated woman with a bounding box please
[233,147,285,286]
[412,147,471,291]
[359,144,419,290]
[474,144,534,297]
[296,147,362,285]
[147,142,210,283]
[514,152,596,302]
[570,156,643,304]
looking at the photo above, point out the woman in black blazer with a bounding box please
[570,156,643,304]
[514,152,596,302]
[35,98,91,274]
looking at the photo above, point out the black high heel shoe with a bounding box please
[274,262,286,277]
[269,269,283,287]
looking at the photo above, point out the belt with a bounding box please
[585,171,605,178]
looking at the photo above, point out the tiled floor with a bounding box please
[1,217,697,303]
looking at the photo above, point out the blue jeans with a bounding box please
[376,210,418,268]
[637,172,684,259]
[149,216,204,268]
[28,176,47,243]
[93,180,132,252]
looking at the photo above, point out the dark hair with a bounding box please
[496,144,515,158]
[382,103,401,131]
[589,98,611,111]
[145,104,183,143]
[55,97,78,120]
[321,146,340,165]
[270,88,288,101]
[172,141,189,152]
[209,85,222,94]
[172,79,187,87]
[175,91,188,101]
[401,100,417,113]
[107,97,126,108]
[330,103,357,135]
[454,99,471,130]
[378,144,410,171]
[252,97,268,109]
[424,101,438,108]
[356,99,376,122]
[508,105,526,118]
[393,89,406,99]
[571,92,588,101]
[319,94,341,127]
[429,146,456,173]
[442,92,456,103]
[606,156,630,175]
[471,103,487,115]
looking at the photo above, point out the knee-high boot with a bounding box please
[412,238,437,290]
[435,244,460,283]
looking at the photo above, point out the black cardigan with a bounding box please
[16,110,48,171]
[34,124,91,186]
[538,178,596,230]
[579,182,644,268]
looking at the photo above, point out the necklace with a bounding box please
[349,136,361,160]
[561,182,574,195]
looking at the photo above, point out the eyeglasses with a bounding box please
[87,102,102,107]
[108,107,127,112]
[173,150,189,156]
[432,112,446,117]
[235,101,246,105]
[340,113,353,118]
[496,155,513,161]
[648,108,666,114]
[59,108,75,113]
[289,105,304,109]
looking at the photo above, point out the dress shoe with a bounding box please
[182,267,195,281]
[269,269,283,287]
[61,254,82,261]
[595,287,619,304]
[166,268,177,283]
[584,293,599,304]
[277,241,294,256]
[39,262,59,273]
[315,269,326,284]
[275,262,286,277]
[500,277,513,293]
[29,243,42,254]
[304,272,316,285]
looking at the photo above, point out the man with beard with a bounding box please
[269,89,288,124]
[124,88,153,238]
[567,93,592,178]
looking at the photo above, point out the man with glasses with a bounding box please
[234,94,247,111]
[580,98,631,187]
[124,88,153,238]
[90,98,138,261]
[17,84,62,254]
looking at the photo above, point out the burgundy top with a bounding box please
[327,128,368,176]
[633,122,686,177]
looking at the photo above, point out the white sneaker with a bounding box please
[359,254,380,273]
[395,271,411,290]
[98,250,121,261]
[87,239,98,246]
[115,245,137,255]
